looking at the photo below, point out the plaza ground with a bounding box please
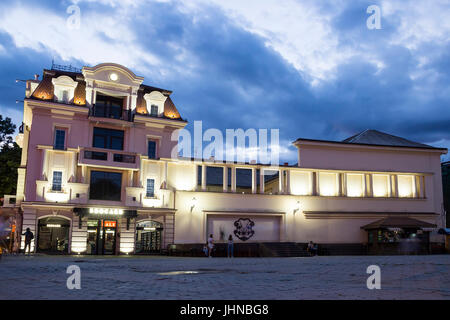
[0,254,449,300]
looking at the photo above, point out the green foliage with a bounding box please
[0,116,21,198]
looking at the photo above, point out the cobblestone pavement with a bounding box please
[0,254,449,300]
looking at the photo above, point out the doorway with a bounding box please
[37,217,70,254]
[86,219,117,255]
[135,221,163,254]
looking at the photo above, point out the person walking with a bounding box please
[22,228,34,255]
[207,234,214,258]
[227,234,234,258]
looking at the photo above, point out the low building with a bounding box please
[4,62,448,256]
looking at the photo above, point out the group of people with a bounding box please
[203,234,234,258]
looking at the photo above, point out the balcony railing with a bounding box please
[79,147,139,169]
[89,105,133,122]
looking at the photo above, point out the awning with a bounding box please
[361,217,437,230]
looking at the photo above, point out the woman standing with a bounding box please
[227,235,234,258]
[207,234,214,258]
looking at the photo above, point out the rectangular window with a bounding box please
[148,140,157,159]
[93,127,124,150]
[54,129,66,150]
[346,173,364,197]
[373,174,390,197]
[398,175,414,197]
[150,105,158,116]
[94,94,124,119]
[319,172,338,196]
[89,171,122,201]
[146,179,155,197]
[52,171,62,191]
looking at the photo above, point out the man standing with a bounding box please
[22,228,34,255]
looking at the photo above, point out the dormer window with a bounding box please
[150,105,158,116]
[52,75,78,104]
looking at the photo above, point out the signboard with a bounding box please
[104,221,117,228]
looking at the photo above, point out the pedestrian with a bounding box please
[22,228,34,255]
[307,241,317,256]
[227,234,234,258]
[202,243,208,257]
[207,234,214,258]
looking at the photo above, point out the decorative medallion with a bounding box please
[233,218,255,241]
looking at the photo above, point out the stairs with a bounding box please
[259,242,309,257]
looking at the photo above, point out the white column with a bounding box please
[193,164,198,191]
[163,161,168,189]
[223,167,228,193]
[285,169,291,195]
[259,168,265,194]
[279,169,284,194]
[231,167,236,193]
[251,168,257,194]
[201,165,206,191]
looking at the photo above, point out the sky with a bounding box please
[0,0,449,162]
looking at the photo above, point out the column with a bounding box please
[311,172,317,196]
[259,168,265,194]
[279,169,285,194]
[251,168,257,194]
[338,173,343,196]
[390,174,398,197]
[163,161,168,189]
[193,164,198,191]
[315,172,320,196]
[223,166,228,192]
[231,167,236,193]
[285,169,291,195]
[201,165,206,191]
[365,174,373,197]
[342,173,347,196]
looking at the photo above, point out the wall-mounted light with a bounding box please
[190,197,197,212]
[293,200,301,214]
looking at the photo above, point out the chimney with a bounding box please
[34,74,39,81]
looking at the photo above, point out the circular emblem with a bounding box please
[233,218,255,241]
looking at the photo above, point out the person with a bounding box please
[307,241,317,256]
[202,244,208,257]
[207,234,214,258]
[22,228,34,255]
[227,234,234,258]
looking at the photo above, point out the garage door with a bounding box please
[207,215,281,242]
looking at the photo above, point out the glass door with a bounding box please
[102,220,117,255]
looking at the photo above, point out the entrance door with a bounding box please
[86,219,117,255]
[135,221,163,254]
[37,217,70,254]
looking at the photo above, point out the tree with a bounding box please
[0,116,22,198]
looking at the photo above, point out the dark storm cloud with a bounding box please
[0,0,448,161]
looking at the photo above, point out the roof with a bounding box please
[28,67,183,120]
[361,217,437,230]
[294,129,447,151]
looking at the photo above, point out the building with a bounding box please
[3,62,448,256]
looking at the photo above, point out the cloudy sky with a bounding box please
[0,0,449,162]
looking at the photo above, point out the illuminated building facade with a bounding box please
[4,63,448,255]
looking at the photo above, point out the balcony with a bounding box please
[89,105,133,122]
[79,147,139,169]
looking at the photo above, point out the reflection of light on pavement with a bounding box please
[157,271,199,276]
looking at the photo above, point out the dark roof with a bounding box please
[29,67,183,119]
[295,129,446,150]
[361,217,437,230]
[342,129,433,148]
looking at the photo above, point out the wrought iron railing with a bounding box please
[89,105,133,122]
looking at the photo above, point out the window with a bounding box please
[94,94,124,119]
[89,171,122,201]
[346,173,364,197]
[52,171,62,191]
[319,172,338,196]
[93,127,124,150]
[61,90,69,103]
[150,105,158,116]
[146,179,155,197]
[54,129,66,150]
[398,175,415,197]
[148,140,157,159]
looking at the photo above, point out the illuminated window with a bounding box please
[290,171,311,195]
[319,172,338,196]
[346,173,364,197]
[52,171,62,191]
[398,175,414,197]
[373,174,390,197]
[146,179,155,197]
